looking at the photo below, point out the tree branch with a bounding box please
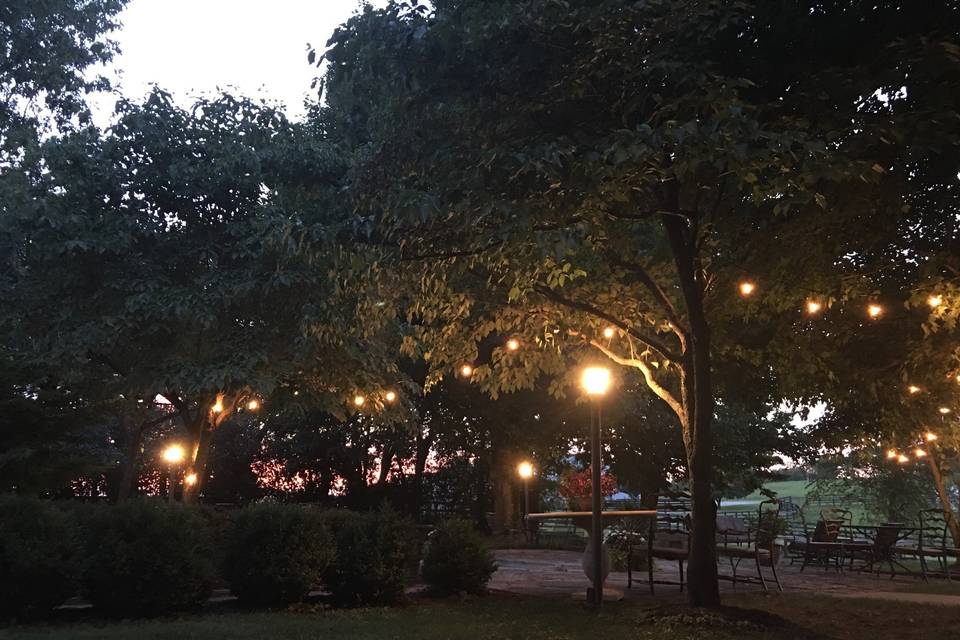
[533,284,682,362]
[589,338,685,420]
[608,254,688,341]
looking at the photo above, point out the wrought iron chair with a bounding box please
[716,499,784,592]
[918,509,960,581]
[646,510,690,594]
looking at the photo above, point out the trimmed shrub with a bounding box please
[79,499,213,616]
[223,503,334,606]
[322,507,417,606]
[421,519,496,595]
[0,496,78,617]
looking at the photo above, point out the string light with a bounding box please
[246,399,260,411]
[867,304,883,319]
[739,281,756,296]
[915,448,927,458]
[184,472,198,486]
[928,295,943,308]
[886,449,898,459]
[460,364,474,378]
[926,432,938,442]
[603,326,616,339]
[385,390,397,403]
[506,338,520,351]
[939,407,952,415]
[353,395,365,407]
[907,385,921,395]
[897,454,910,464]
[211,400,224,413]
[805,300,822,314]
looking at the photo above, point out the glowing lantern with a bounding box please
[581,366,611,396]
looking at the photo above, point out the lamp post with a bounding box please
[161,443,186,502]
[517,461,534,521]
[581,366,611,606]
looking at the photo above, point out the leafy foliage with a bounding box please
[223,503,334,606]
[79,500,214,616]
[321,507,417,606]
[0,497,79,617]
[421,518,496,595]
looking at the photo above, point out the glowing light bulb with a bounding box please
[603,326,615,339]
[184,472,198,486]
[246,399,260,411]
[806,300,822,314]
[915,448,927,458]
[897,454,909,464]
[384,390,397,403]
[739,282,756,296]
[928,295,943,308]
[886,449,898,459]
[517,461,534,479]
[581,366,611,396]
[353,395,365,407]
[162,444,185,464]
[907,385,921,395]
[506,338,520,351]
[926,432,938,442]
[939,407,951,415]
[867,304,883,319]
[460,364,473,378]
[211,400,224,413]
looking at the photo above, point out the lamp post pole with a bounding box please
[590,401,603,606]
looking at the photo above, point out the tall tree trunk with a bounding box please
[927,456,960,547]
[665,213,720,608]
[413,426,431,521]
[182,415,212,504]
[116,421,143,502]
[492,449,517,533]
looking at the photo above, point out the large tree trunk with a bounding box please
[492,450,517,533]
[182,415,212,504]
[665,213,721,608]
[927,456,960,547]
[116,421,142,502]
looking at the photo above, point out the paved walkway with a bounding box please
[489,548,960,606]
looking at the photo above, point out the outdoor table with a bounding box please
[525,510,656,600]
[839,523,917,577]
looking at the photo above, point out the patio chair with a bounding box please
[716,499,784,592]
[843,522,911,578]
[716,514,752,546]
[646,511,690,594]
[917,509,960,581]
[798,514,846,572]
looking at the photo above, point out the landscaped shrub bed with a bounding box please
[0,498,424,618]
[78,499,215,617]
[0,496,80,618]
[421,518,496,595]
[322,507,418,606]
[223,502,334,606]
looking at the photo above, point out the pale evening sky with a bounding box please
[89,0,387,125]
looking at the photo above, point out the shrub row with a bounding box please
[0,497,494,619]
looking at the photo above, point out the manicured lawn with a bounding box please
[2,593,957,640]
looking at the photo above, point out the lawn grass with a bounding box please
[2,592,957,640]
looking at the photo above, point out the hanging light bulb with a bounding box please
[384,390,397,403]
[886,449,898,459]
[184,472,198,486]
[246,399,260,411]
[939,407,952,415]
[460,364,474,378]
[928,295,943,308]
[739,281,756,296]
[915,448,928,458]
[805,300,822,314]
[506,338,520,351]
[353,394,365,407]
[211,399,224,413]
[907,385,921,395]
[867,304,883,319]
[926,432,938,442]
[897,454,910,464]
[603,326,616,339]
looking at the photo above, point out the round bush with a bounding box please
[223,503,334,606]
[79,499,213,616]
[421,519,496,595]
[321,508,417,607]
[0,496,78,617]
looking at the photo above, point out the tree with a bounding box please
[1,89,406,501]
[316,0,960,606]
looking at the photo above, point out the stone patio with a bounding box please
[489,548,933,600]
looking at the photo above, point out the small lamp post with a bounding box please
[517,461,534,520]
[581,366,611,606]
[161,443,186,502]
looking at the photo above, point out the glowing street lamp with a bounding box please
[580,365,611,607]
[517,461,534,525]
[161,443,186,502]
